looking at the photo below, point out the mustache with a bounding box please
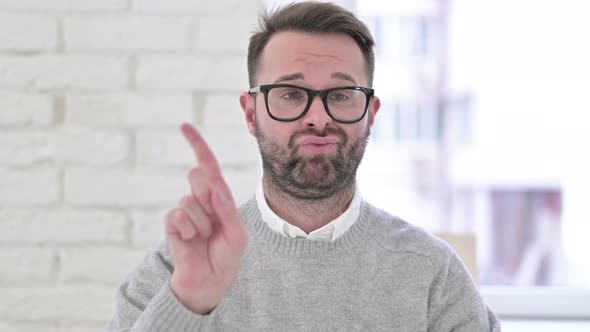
[288,127,348,149]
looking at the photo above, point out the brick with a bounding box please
[136,55,247,91]
[68,0,128,11]
[0,91,53,126]
[64,16,191,52]
[0,249,56,282]
[0,129,129,166]
[65,167,188,207]
[0,131,53,166]
[56,326,104,332]
[194,16,255,54]
[136,130,195,167]
[133,0,257,15]
[136,128,258,167]
[201,128,259,165]
[0,13,58,51]
[0,0,67,11]
[57,326,104,332]
[0,167,59,205]
[0,0,126,12]
[55,128,130,165]
[65,93,193,128]
[0,285,115,322]
[202,93,248,128]
[0,55,128,90]
[0,324,102,332]
[0,322,57,332]
[0,208,128,244]
[130,209,166,247]
[59,247,145,284]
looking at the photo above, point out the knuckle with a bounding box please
[195,190,209,203]
[165,209,182,228]
[165,209,177,222]
[178,195,193,209]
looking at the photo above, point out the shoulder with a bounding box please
[237,197,257,217]
[237,196,264,232]
[361,201,457,269]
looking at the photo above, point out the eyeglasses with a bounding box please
[248,84,374,124]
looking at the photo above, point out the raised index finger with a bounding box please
[180,123,222,176]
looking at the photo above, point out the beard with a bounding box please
[254,120,370,201]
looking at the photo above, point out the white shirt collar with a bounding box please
[255,179,362,241]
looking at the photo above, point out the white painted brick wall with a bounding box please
[56,127,130,165]
[64,16,192,52]
[136,55,247,91]
[0,0,263,327]
[59,247,146,284]
[0,285,115,322]
[137,128,259,168]
[68,0,128,12]
[0,131,53,165]
[65,92,194,128]
[0,0,127,12]
[0,167,60,205]
[136,129,195,167]
[0,249,56,282]
[64,167,189,207]
[204,129,260,165]
[133,0,249,15]
[202,93,249,128]
[0,13,58,51]
[0,0,67,12]
[0,323,101,332]
[0,55,129,90]
[130,209,166,247]
[0,91,54,126]
[195,16,255,54]
[0,129,129,166]
[0,209,128,244]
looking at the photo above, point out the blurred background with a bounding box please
[0,0,588,331]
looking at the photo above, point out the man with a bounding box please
[105,2,501,331]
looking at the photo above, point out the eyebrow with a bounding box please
[273,72,358,85]
[331,72,357,84]
[274,73,304,83]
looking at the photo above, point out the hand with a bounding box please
[165,123,249,314]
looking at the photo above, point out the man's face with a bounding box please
[240,31,380,200]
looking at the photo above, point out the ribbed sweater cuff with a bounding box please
[133,282,209,331]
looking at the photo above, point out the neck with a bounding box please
[262,175,356,234]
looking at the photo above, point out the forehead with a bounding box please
[257,31,367,86]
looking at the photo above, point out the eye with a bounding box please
[329,93,350,102]
[280,89,304,100]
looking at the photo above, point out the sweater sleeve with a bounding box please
[426,247,502,332]
[103,242,212,331]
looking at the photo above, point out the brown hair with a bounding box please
[247,1,375,88]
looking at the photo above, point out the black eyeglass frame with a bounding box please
[248,84,375,124]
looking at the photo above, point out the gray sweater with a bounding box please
[105,198,501,331]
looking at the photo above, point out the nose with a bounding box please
[303,95,332,130]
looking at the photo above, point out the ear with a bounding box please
[367,95,381,127]
[240,92,256,136]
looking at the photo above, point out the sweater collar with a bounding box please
[240,197,374,256]
[255,179,362,241]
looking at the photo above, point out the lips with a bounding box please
[298,136,339,145]
[298,136,339,153]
